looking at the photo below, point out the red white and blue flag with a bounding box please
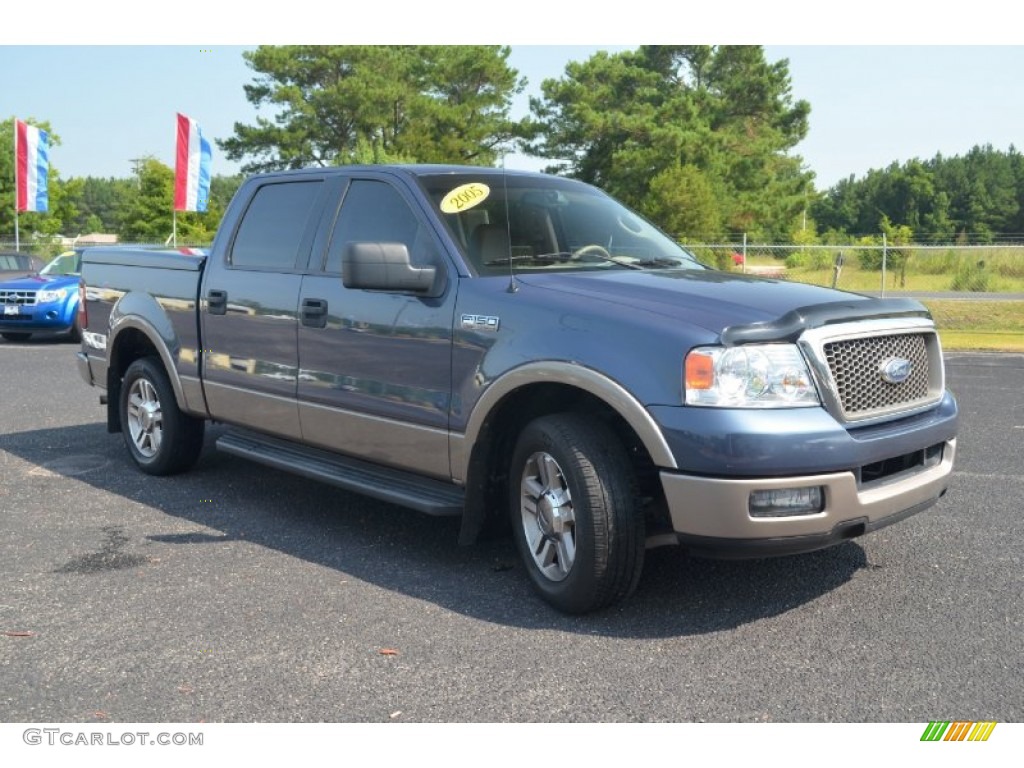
[174,113,212,212]
[15,120,49,213]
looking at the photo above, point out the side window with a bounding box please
[324,180,437,273]
[230,181,322,269]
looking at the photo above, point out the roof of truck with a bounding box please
[249,164,574,181]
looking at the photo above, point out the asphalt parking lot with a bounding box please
[1,339,1022,722]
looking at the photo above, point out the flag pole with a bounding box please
[173,209,177,247]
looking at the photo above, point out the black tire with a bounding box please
[1,332,31,342]
[119,357,205,476]
[509,413,644,614]
[68,311,82,343]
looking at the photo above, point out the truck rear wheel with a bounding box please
[120,357,204,476]
[509,414,644,614]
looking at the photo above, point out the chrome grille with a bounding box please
[824,333,932,419]
[0,289,37,306]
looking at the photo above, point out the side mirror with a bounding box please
[342,242,438,294]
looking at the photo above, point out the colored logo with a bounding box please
[920,721,997,741]
[879,357,912,384]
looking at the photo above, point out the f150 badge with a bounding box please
[880,357,912,384]
[461,314,500,332]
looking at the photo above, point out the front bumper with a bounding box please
[0,304,75,333]
[661,438,955,558]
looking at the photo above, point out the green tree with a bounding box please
[644,165,722,240]
[116,160,229,244]
[527,46,813,239]
[881,215,914,287]
[813,144,1022,241]
[221,46,528,172]
[946,145,1019,241]
[1009,144,1024,234]
[116,158,174,242]
[83,213,104,233]
[46,176,82,238]
[209,174,243,220]
[68,176,136,234]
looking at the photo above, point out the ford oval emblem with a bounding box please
[880,357,913,384]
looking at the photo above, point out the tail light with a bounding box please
[78,277,88,330]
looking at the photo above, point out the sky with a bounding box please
[2,4,1022,191]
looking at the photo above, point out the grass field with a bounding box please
[737,248,1024,294]
[922,300,1024,353]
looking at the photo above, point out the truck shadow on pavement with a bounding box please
[1,422,868,638]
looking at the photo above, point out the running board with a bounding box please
[216,430,464,517]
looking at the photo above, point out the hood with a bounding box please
[0,273,80,291]
[518,268,871,336]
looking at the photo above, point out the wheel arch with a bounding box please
[105,317,187,433]
[455,363,676,545]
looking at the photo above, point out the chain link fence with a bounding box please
[685,242,1024,294]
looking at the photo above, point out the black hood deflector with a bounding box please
[720,298,931,346]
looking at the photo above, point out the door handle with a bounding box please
[301,298,328,328]
[207,289,227,315]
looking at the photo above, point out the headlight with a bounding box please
[685,344,819,408]
[37,288,68,303]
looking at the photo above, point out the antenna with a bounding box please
[502,154,517,294]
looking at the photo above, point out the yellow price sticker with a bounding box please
[440,182,490,214]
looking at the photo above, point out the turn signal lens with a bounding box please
[685,351,715,390]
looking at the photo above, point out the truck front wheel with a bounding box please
[120,357,204,476]
[509,414,645,614]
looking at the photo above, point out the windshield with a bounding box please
[0,254,31,270]
[419,173,705,276]
[39,251,81,276]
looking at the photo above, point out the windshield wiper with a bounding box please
[621,257,686,268]
[483,252,578,266]
[575,254,687,270]
[484,252,690,270]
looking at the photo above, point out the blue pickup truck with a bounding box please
[75,166,958,613]
[0,249,82,342]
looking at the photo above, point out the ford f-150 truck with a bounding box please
[76,165,958,613]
